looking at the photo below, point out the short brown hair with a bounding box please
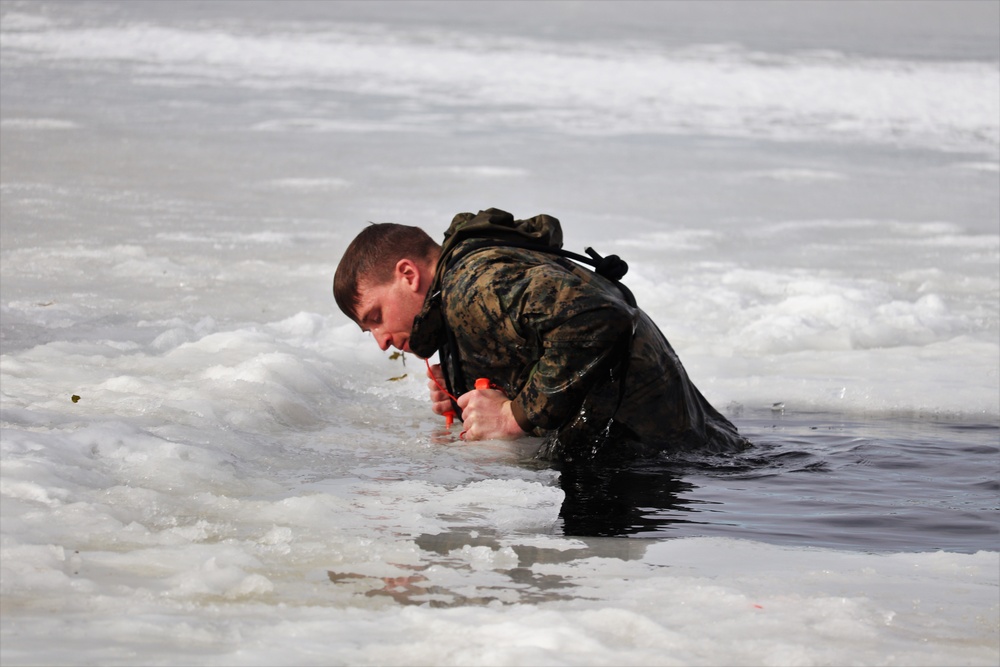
[333,223,440,322]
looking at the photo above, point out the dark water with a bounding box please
[557,412,1000,553]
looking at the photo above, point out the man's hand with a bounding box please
[456,387,527,441]
[425,363,453,416]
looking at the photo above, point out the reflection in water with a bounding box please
[556,461,711,537]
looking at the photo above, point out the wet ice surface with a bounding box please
[2,1,998,665]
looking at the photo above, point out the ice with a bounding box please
[2,7,997,153]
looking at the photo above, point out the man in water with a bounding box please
[333,208,748,463]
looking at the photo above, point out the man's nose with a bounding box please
[374,330,392,351]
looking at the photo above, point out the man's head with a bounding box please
[333,223,440,353]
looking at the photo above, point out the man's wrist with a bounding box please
[508,399,534,434]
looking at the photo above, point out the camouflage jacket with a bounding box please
[409,209,749,461]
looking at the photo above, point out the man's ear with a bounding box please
[394,258,423,292]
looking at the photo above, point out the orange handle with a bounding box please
[475,378,491,390]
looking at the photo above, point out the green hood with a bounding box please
[409,208,563,358]
[432,208,563,288]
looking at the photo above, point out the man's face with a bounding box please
[355,259,426,354]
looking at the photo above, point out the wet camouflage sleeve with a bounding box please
[441,246,634,431]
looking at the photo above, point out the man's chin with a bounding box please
[401,343,427,360]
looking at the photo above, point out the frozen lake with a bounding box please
[2,1,998,665]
